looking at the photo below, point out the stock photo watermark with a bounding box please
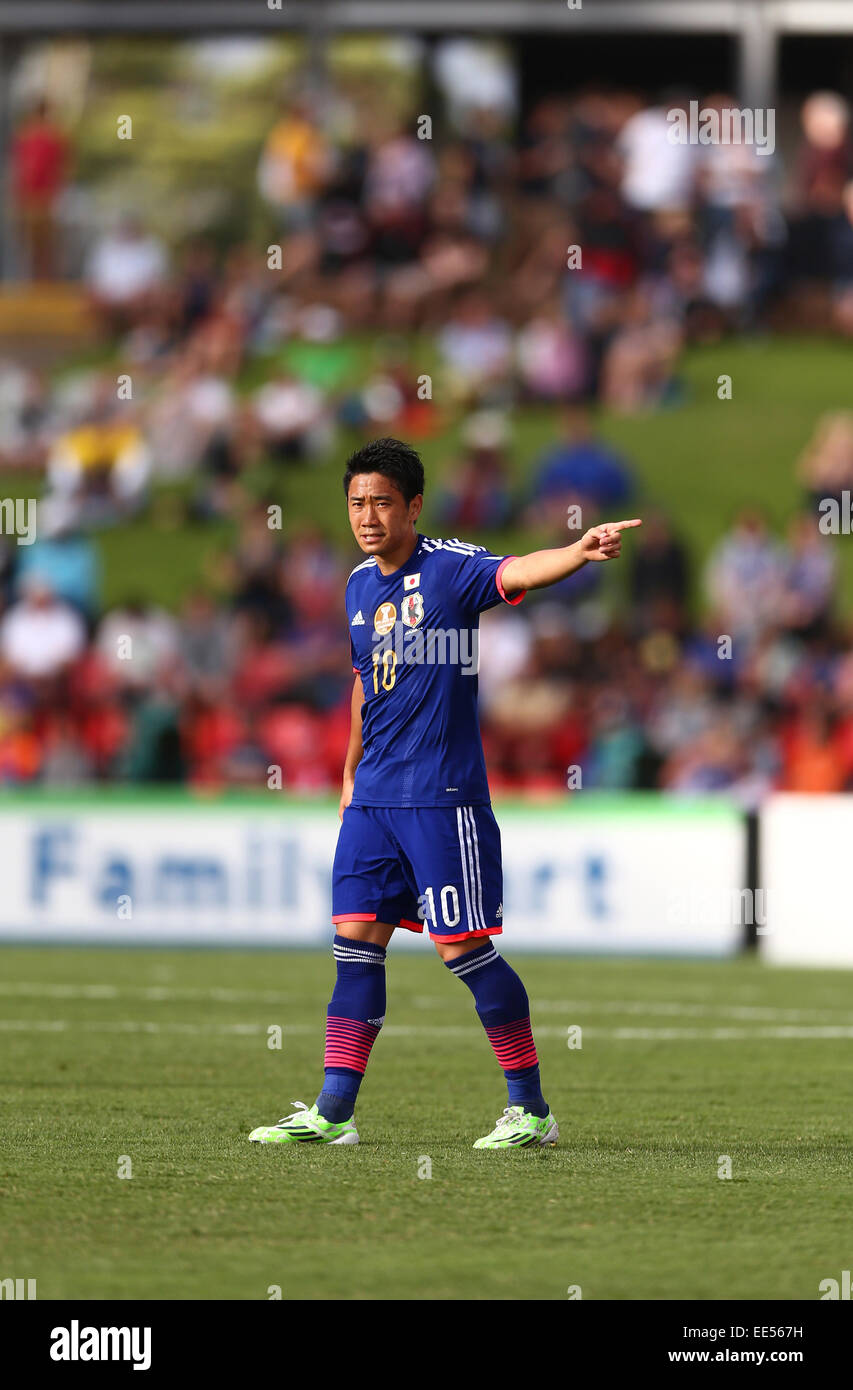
[667,101,775,156]
[0,497,37,545]
[666,888,775,934]
[371,620,480,677]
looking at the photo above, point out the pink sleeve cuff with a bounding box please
[495,556,526,606]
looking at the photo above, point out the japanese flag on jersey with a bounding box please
[404,573,420,590]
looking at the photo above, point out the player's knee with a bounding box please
[334,920,395,947]
[433,935,491,963]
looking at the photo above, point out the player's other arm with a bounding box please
[499,519,642,592]
[339,673,364,821]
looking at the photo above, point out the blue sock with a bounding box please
[445,941,549,1119]
[315,935,386,1123]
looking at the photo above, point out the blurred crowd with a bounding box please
[2,408,853,801]
[2,78,853,798]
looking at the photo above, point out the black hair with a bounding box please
[343,437,425,506]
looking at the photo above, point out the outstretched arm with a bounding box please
[499,519,643,593]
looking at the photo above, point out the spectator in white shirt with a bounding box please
[0,574,86,680]
[85,216,168,333]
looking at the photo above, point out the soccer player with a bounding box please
[249,438,641,1149]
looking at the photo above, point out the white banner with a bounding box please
[0,797,745,954]
[762,794,853,967]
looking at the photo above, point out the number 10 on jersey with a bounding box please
[372,648,397,693]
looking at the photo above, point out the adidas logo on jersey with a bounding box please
[351,611,365,625]
[495,903,503,918]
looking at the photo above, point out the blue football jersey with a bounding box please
[346,534,525,808]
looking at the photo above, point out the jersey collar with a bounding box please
[373,533,425,583]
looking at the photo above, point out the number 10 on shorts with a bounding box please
[418,884,461,930]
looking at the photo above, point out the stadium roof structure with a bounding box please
[1,1,853,31]
[0,1,852,105]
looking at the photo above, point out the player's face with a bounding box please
[347,472,422,557]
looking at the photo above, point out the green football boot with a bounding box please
[248,1101,359,1145]
[473,1105,559,1149]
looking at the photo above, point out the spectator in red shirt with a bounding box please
[11,99,70,280]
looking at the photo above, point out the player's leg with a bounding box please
[409,806,557,1149]
[248,807,415,1145]
[313,918,394,1126]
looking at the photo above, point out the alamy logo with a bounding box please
[820,1270,852,1299]
[818,493,853,534]
[373,622,479,675]
[50,1321,152,1371]
[0,1277,36,1299]
[0,497,37,545]
[667,101,775,156]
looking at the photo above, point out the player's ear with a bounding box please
[409,494,423,522]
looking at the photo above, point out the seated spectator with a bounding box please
[14,496,100,620]
[177,589,236,694]
[46,376,151,525]
[120,673,186,783]
[40,711,95,786]
[661,718,748,793]
[617,96,697,216]
[598,288,684,412]
[85,216,169,333]
[250,372,329,462]
[363,121,435,266]
[648,660,718,761]
[95,599,180,692]
[797,410,853,508]
[629,511,689,625]
[781,706,847,792]
[280,525,344,624]
[147,358,238,485]
[779,513,836,636]
[788,92,852,289]
[0,364,54,471]
[437,287,512,403]
[705,507,788,642]
[516,304,588,401]
[224,510,292,628]
[435,411,513,531]
[176,239,218,335]
[338,352,438,439]
[0,692,42,782]
[181,691,249,786]
[584,688,646,790]
[257,95,331,232]
[0,574,86,681]
[528,404,633,529]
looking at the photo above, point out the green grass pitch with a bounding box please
[1,945,851,1300]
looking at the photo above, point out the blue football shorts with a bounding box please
[332,804,503,941]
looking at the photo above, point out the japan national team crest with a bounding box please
[401,591,424,628]
[373,601,397,636]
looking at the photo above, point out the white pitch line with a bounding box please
[598,1026,853,1040]
[1,1020,853,1041]
[529,999,853,1023]
[3,981,853,1026]
[0,982,304,1004]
